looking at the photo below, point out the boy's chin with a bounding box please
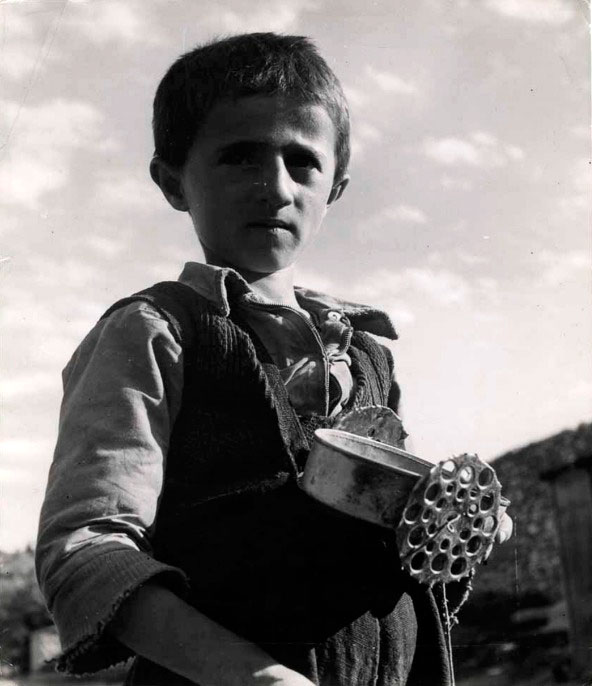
[230,253,297,277]
[201,246,294,275]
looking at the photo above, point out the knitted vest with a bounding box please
[103,282,451,686]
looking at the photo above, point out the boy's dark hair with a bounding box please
[153,32,350,182]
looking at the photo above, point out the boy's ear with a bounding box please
[327,175,350,206]
[149,156,189,212]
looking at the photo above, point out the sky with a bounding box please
[1,0,590,551]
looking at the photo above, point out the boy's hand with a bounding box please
[253,665,316,685]
[496,510,513,544]
[483,511,513,562]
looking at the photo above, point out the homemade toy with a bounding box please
[301,406,509,587]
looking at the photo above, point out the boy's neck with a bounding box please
[207,259,300,308]
[244,269,300,307]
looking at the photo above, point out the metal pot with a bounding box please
[300,428,432,529]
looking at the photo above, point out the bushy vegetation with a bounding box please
[0,547,52,673]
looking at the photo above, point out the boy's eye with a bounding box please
[217,142,322,175]
[219,147,259,167]
[286,152,320,171]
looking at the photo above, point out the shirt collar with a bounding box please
[177,261,397,340]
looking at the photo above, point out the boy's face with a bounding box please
[156,95,348,275]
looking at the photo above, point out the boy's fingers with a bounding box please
[496,512,513,544]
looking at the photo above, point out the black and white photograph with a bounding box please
[1,1,590,684]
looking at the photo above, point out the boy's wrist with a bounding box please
[109,582,315,686]
[253,664,316,685]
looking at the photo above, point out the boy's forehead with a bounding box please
[196,95,337,150]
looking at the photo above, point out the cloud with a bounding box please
[357,122,381,142]
[0,439,54,460]
[365,66,418,95]
[570,126,591,139]
[475,276,501,306]
[364,204,429,232]
[405,268,471,305]
[0,467,36,485]
[342,86,368,111]
[387,306,416,325]
[557,157,591,220]
[94,173,162,213]
[63,1,164,46]
[383,205,428,224]
[0,4,54,80]
[423,131,525,168]
[344,67,418,124]
[456,250,489,266]
[351,267,472,306]
[2,372,56,400]
[441,176,473,191]
[537,249,590,288]
[484,0,576,24]
[0,36,38,80]
[216,0,315,33]
[86,235,127,258]
[348,262,502,314]
[0,98,112,208]
[569,380,592,401]
[349,120,382,160]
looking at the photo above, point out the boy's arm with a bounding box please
[35,303,312,682]
[109,583,314,685]
[35,302,190,672]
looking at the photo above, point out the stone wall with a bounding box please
[452,423,592,679]
[474,422,592,604]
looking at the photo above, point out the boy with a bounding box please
[37,33,455,685]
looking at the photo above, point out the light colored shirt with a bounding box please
[178,262,354,417]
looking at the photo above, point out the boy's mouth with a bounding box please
[246,218,292,230]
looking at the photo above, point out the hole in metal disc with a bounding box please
[459,466,474,484]
[468,504,479,516]
[436,498,447,510]
[428,523,437,535]
[441,461,456,479]
[367,427,376,437]
[440,538,451,551]
[456,488,467,501]
[426,541,435,552]
[431,553,447,572]
[478,468,494,487]
[483,516,496,533]
[408,527,424,547]
[467,536,482,555]
[473,517,483,530]
[405,503,422,522]
[446,484,454,494]
[459,529,471,541]
[421,509,433,522]
[451,544,462,556]
[411,552,427,571]
[480,494,494,512]
[470,488,480,499]
[451,558,467,576]
[425,483,440,502]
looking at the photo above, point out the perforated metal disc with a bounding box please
[396,454,503,585]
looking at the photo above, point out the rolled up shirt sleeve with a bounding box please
[36,302,189,674]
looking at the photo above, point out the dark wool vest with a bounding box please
[103,282,452,686]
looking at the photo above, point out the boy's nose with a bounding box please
[256,158,293,209]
